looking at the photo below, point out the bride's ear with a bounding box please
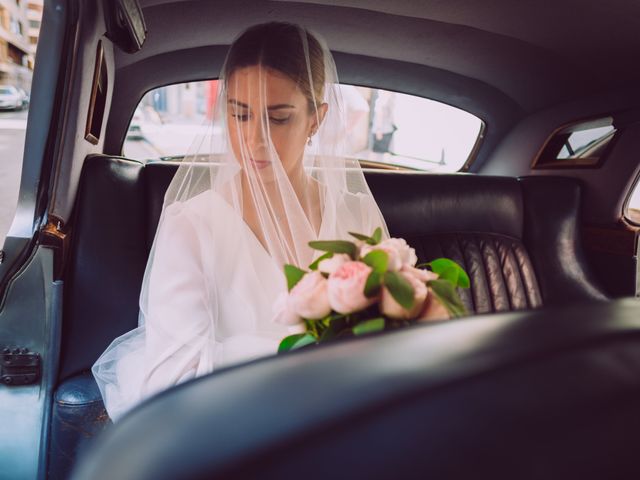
[311,102,329,133]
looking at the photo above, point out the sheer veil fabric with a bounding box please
[93,22,389,421]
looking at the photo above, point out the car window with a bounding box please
[625,181,640,225]
[123,81,484,172]
[533,117,616,169]
[0,0,41,247]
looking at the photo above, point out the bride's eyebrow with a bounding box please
[228,99,249,109]
[227,99,295,110]
[266,104,296,111]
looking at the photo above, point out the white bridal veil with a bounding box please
[93,22,389,420]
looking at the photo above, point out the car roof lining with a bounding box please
[44,0,640,226]
[125,0,640,113]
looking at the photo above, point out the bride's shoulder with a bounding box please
[164,190,229,220]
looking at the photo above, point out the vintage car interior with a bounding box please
[0,0,639,479]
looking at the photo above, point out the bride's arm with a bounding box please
[141,203,216,397]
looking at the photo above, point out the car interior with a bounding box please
[1,0,639,479]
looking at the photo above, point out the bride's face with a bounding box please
[226,65,324,179]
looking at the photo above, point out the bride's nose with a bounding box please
[245,115,269,153]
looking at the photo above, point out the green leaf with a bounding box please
[308,240,357,258]
[364,270,382,298]
[362,250,389,273]
[289,333,317,351]
[349,231,374,242]
[318,315,346,342]
[371,227,382,244]
[426,258,470,288]
[353,317,385,336]
[284,264,306,291]
[428,279,467,317]
[278,333,306,352]
[383,271,415,310]
[308,251,333,271]
[318,324,337,342]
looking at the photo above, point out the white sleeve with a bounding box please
[92,202,220,421]
[142,203,219,395]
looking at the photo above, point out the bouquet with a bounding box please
[273,228,469,352]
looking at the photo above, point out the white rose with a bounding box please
[360,238,417,271]
[288,271,332,320]
[359,244,402,271]
[401,265,439,283]
[381,270,428,320]
[381,238,418,267]
[318,253,351,275]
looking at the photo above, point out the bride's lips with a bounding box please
[249,158,272,170]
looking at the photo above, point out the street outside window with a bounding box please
[0,0,42,248]
[123,81,484,173]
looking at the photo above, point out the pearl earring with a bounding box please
[307,136,313,146]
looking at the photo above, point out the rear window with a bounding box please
[123,81,484,172]
[534,117,616,169]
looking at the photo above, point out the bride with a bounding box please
[93,21,389,421]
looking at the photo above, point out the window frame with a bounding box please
[121,80,486,173]
[532,115,620,170]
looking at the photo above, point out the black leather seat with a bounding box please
[49,372,111,478]
[50,155,607,478]
[73,299,640,480]
[366,173,607,313]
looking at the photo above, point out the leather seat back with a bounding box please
[60,158,607,381]
[366,172,543,314]
[51,156,607,478]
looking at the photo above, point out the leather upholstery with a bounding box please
[59,158,608,376]
[520,176,608,306]
[365,173,523,238]
[54,156,607,477]
[408,232,542,314]
[144,161,179,247]
[60,155,149,381]
[366,172,543,313]
[72,299,640,480]
[49,372,111,480]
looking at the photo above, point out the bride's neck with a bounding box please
[240,162,322,232]
[241,161,311,205]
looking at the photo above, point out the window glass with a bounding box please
[625,181,640,225]
[0,0,41,247]
[535,117,616,168]
[123,82,484,172]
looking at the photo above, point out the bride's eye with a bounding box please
[269,116,291,125]
[231,113,250,122]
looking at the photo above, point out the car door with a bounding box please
[0,1,75,478]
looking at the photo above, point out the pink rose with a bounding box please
[327,261,377,314]
[288,271,332,320]
[272,292,302,326]
[318,253,351,275]
[381,270,428,320]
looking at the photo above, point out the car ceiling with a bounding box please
[50,0,640,226]
[130,0,640,114]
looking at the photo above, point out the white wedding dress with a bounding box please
[92,188,383,421]
[93,22,389,421]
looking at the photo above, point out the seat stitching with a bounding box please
[492,236,512,310]
[510,241,531,309]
